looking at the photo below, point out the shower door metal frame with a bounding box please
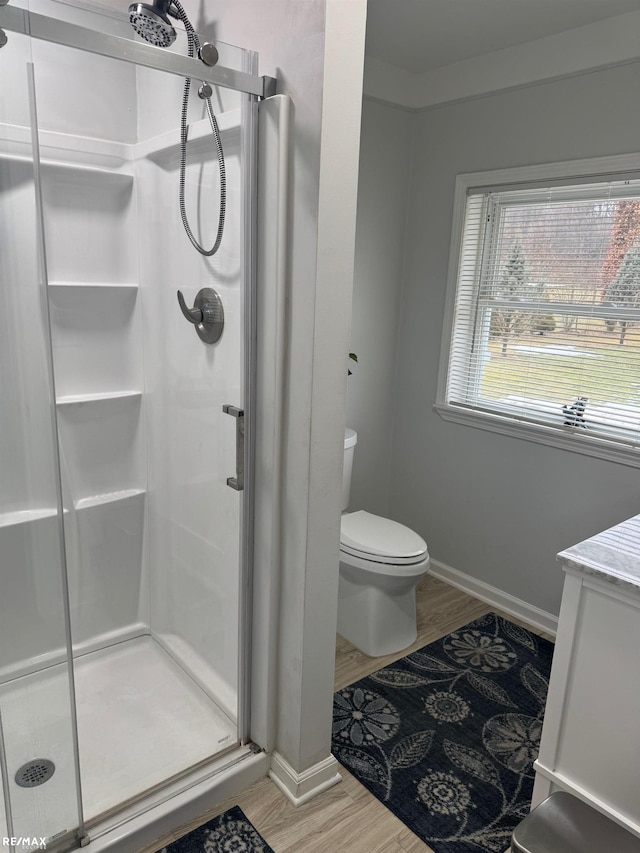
[0,4,276,98]
[1,1,263,842]
[237,51,259,749]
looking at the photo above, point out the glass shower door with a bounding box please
[0,25,83,852]
[14,0,255,827]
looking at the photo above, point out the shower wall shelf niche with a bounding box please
[57,397,144,499]
[0,152,134,178]
[0,494,146,524]
[56,390,142,406]
[74,488,146,511]
[48,288,141,397]
[36,124,148,656]
[0,149,134,180]
[40,160,134,182]
[42,172,136,285]
[135,109,241,161]
[1,121,133,168]
[49,281,138,290]
[0,508,61,527]
[3,105,247,168]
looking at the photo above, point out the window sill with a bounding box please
[434,402,640,469]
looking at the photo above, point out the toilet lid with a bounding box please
[340,511,427,559]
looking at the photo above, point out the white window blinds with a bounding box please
[446,178,640,450]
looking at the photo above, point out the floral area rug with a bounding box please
[161,805,274,852]
[332,612,554,853]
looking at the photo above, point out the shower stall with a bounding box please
[0,0,277,848]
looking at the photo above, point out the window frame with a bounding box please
[435,152,640,468]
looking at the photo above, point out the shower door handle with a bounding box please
[223,404,244,491]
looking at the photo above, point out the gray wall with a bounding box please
[347,98,414,516]
[389,62,640,615]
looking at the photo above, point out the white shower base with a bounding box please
[0,636,236,844]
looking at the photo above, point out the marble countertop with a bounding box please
[558,514,640,590]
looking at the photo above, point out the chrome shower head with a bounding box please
[129,1,176,47]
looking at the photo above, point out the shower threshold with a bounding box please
[0,636,239,843]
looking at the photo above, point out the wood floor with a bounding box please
[145,576,553,853]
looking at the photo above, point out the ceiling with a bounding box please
[365,0,640,74]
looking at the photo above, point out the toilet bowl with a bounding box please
[338,430,430,657]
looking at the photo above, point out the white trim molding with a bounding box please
[269,752,342,807]
[429,559,558,637]
[434,404,640,470]
[364,11,640,111]
[363,57,422,111]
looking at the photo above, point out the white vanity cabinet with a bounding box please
[532,515,640,837]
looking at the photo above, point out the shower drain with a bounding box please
[15,759,55,788]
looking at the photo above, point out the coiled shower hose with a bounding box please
[173,0,226,256]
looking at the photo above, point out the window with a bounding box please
[437,156,640,465]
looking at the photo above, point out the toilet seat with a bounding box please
[340,547,430,577]
[340,510,428,566]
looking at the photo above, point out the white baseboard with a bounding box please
[429,559,558,637]
[269,752,342,807]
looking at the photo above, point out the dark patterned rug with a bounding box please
[162,805,274,852]
[332,612,554,853]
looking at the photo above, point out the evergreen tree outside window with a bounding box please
[437,164,640,464]
[603,240,640,345]
[489,240,531,355]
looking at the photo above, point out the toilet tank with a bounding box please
[342,428,358,511]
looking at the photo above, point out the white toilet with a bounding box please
[338,428,430,657]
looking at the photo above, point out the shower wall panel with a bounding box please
[133,38,242,141]
[31,44,149,653]
[136,63,244,720]
[0,59,75,674]
[0,30,145,670]
[22,0,137,143]
[0,162,59,516]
